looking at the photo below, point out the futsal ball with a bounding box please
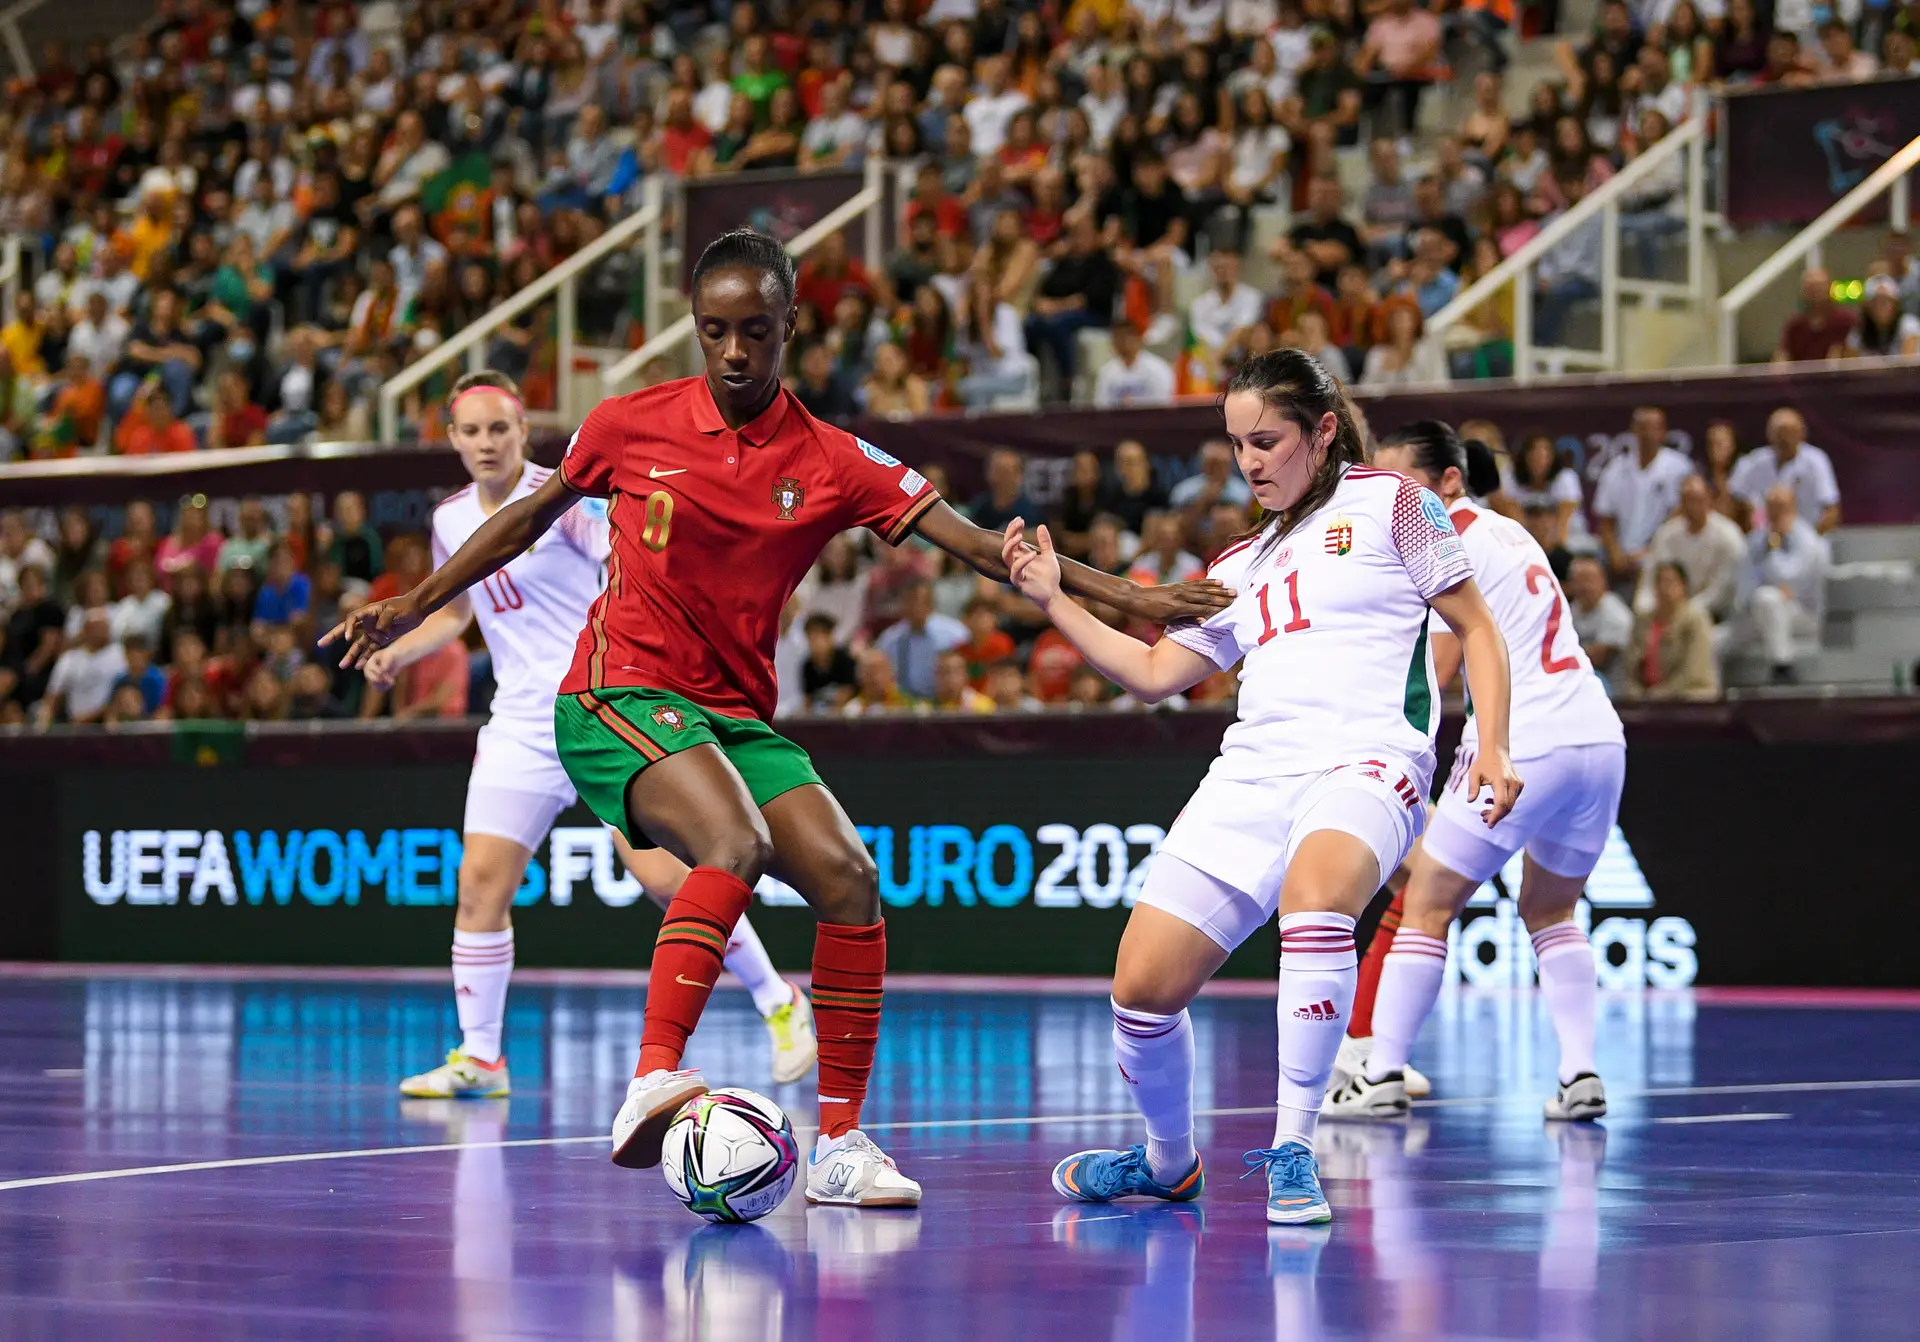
[661,1088,800,1223]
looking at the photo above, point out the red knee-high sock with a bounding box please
[637,867,755,1076]
[1350,887,1405,1039]
[811,920,886,1139]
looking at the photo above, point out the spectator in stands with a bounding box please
[253,543,312,632]
[1170,440,1253,512]
[1569,554,1634,694]
[1188,248,1265,369]
[985,657,1043,713]
[69,291,129,383]
[1024,211,1119,399]
[1637,474,1747,625]
[1361,139,1419,261]
[801,533,872,648]
[1051,452,1108,558]
[1505,433,1591,554]
[1289,175,1364,290]
[1729,408,1842,534]
[1594,405,1694,586]
[1356,0,1444,137]
[800,614,859,713]
[1701,421,1752,530]
[1361,301,1449,386]
[1126,510,1207,590]
[110,289,200,422]
[969,449,1042,535]
[1099,440,1169,536]
[875,580,969,701]
[1737,483,1831,683]
[931,650,995,714]
[155,501,224,588]
[844,646,916,716]
[1846,274,1919,357]
[114,635,167,717]
[1533,170,1605,348]
[1626,561,1722,700]
[111,560,171,648]
[326,492,383,587]
[791,341,859,421]
[1028,604,1091,703]
[1774,267,1855,362]
[0,564,63,712]
[1816,21,1878,81]
[218,501,274,577]
[34,607,127,727]
[1618,110,1688,277]
[1093,323,1177,408]
[957,596,1017,686]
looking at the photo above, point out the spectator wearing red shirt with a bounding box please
[658,90,712,178]
[367,534,430,604]
[795,231,876,318]
[1028,618,1089,702]
[389,639,470,720]
[118,393,199,454]
[904,162,968,240]
[68,106,122,198]
[1774,267,1855,363]
[956,597,1015,688]
[206,369,268,448]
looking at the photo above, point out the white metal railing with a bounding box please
[0,0,46,79]
[1717,135,1920,363]
[375,176,666,443]
[1426,114,1709,384]
[0,235,21,317]
[600,154,887,392]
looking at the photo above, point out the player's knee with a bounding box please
[703,827,775,886]
[1401,900,1456,940]
[812,843,880,925]
[1110,960,1195,1016]
[456,851,520,926]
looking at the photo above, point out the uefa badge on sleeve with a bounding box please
[1324,517,1354,556]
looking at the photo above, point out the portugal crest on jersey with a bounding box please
[1324,517,1355,556]
[651,705,689,733]
[773,477,804,520]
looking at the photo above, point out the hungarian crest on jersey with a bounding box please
[651,705,689,733]
[1324,516,1355,556]
[772,477,804,520]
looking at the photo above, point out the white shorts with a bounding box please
[464,718,579,851]
[1423,741,1626,883]
[1146,756,1427,953]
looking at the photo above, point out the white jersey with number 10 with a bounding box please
[1167,466,1475,787]
[431,460,610,739]
[1437,497,1623,756]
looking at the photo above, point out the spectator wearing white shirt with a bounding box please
[1226,0,1279,37]
[1506,433,1594,554]
[1816,21,1878,80]
[1079,64,1128,150]
[387,205,449,298]
[1594,404,1695,587]
[1567,554,1634,693]
[1626,47,1694,141]
[1093,323,1178,409]
[1269,2,1318,81]
[799,78,869,172]
[875,580,969,700]
[1728,407,1842,534]
[68,291,130,381]
[1636,473,1747,623]
[111,559,173,647]
[962,56,1030,158]
[1187,249,1265,364]
[1738,484,1831,681]
[33,243,83,315]
[233,175,297,260]
[1125,511,1207,585]
[1169,439,1254,510]
[35,608,127,726]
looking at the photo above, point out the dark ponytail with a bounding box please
[1377,419,1466,484]
[692,227,797,309]
[1222,349,1368,550]
[1463,438,1502,499]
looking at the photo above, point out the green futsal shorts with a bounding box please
[553,687,823,847]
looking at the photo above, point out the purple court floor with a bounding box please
[2,972,1918,1340]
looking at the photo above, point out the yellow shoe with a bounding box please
[765,986,818,1084]
[399,1049,511,1099]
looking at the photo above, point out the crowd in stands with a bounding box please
[4,0,1919,459]
[0,397,1847,726]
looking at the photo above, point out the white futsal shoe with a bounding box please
[806,1130,923,1208]
[399,1050,511,1099]
[765,987,819,1084]
[610,1068,709,1169]
[1322,1069,1412,1119]
[1328,1035,1431,1101]
[1544,1073,1608,1122]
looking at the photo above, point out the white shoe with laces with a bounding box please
[764,987,819,1084]
[399,1049,511,1099]
[1328,1035,1431,1101]
[805,1130,922,1208]
[609,1068,708,1169]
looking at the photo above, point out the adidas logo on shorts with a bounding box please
[1292,999,1340,1022]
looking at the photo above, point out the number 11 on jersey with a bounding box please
[1256,571,1313,645]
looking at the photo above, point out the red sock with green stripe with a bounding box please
[811,920,886,1139]
[1351,887,1404,1040]
[636,867,754,1076]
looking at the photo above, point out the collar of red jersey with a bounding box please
[691,377,791,447]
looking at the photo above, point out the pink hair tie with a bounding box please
[449,385,526,418]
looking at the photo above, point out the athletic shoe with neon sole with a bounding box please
[1329,1035,1431,1100]
[806,1130,922,1208]
[1544,1072,1607,1122]
[1323,1068,1412,1120]
[1051,1144,1205,1204]
[1243,1142,1331,1225]
[399,1050,511,1099]
[610,1068,708,1169]
[765,987,818,1084]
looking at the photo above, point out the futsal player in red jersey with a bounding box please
[326,228,1232,1208]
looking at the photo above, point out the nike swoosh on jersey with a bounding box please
[649,466,687,478]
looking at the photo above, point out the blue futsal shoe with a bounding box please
[1243,1142,1331,1225]
[1052,1144,1204,1203]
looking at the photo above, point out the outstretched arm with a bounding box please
[1002,521,1217,704]
[1429,579,1524,826]
[914,499,1236,625]
[322,471,579,667]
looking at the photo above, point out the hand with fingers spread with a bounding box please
[1468,747,1525,827]
[1002,518,1065,608]
[319,594,425,670]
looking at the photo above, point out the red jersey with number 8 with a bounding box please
[557,377,939,721]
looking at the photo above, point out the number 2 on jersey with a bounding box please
[1256,571,1312,644]
[1525,565,1581,674]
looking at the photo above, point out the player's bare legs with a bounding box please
[760,784,920,1207]
[1518,858,1605,1120]
[400,832,531,1099]
[610,746,772,1169]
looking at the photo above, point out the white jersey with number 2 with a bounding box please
[1436,498,1623,757]
[1168,465,1474,788]
[431,460,610,739]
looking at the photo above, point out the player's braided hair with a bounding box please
[692,228,797,310]
[1222,349,1367,553]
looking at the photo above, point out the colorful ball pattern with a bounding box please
[661,1087,800,1224]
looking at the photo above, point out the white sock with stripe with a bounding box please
[1365,930,1449,1082]
[453,928,514,1064]
[1273,913,1358,1149]
[1111,999,1197,1184]
[1532,922,1598,1084]
[722,915,795,1018]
